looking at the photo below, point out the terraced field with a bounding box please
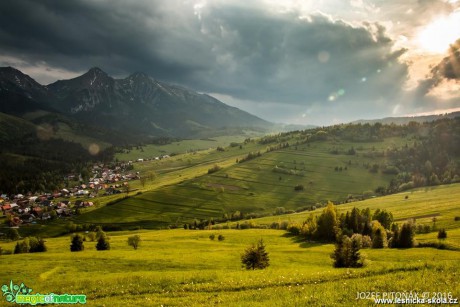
[76,136,407,228]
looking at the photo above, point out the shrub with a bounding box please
[350,234,363,249]
[240,220,256,229]
[270,222,280,229]
[209,234,215,241]
[241,239,270,270]
[437,229,447,239]
[217,234,225,241]
[127,235,141,250]
[207,164,222,174]
[14,239,30,254]
[29,237,47,253]
[96,233,110,251]
[294,184,304,191]
[454,217,460,221]
[86,232,96,242]
[7,228,20,241]
[287,223,302,236]
[279,221,289,230]
[361,235,372,248]
[70,234,84,252]
[240,222,250,229]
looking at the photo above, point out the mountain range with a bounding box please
[0,66,271,139]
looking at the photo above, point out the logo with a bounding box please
[2,280,86,305]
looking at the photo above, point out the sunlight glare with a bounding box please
[416,11,460,54]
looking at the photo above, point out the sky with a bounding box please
[0,0,459,125]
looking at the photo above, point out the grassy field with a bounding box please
[246,184,460,231]
[115,135,252,161]
[1,226,459,306]
[74,136,409,229]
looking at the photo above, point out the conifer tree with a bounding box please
[96,233,110,251]
[70,234,84,252]
[241,239,270,270]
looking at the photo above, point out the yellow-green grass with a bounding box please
[416,227,460,249]
[78,137,408,228]
[246,184,460,231]
[1,228,459,306]
[115,135,251,161]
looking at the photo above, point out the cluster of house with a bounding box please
[132,154,171,163]
[0,193,74,226]
[1,162,141,226]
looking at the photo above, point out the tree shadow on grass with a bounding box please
[280,232,327,248]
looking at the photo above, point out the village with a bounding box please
[0,161,142,227]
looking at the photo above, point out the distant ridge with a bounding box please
[351,111,460,125]
[0,66,273,138]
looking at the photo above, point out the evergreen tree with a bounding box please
[350,236,364,267]
[390,228,400,248]
[241,239,270,270]
[332,235,364,268]
[70,234,84,252]
[362,222,372,237]
[332,235,348,268]
[372,227,387,248]
[96,233,110,251]
[350,207,360,233]
[398,222,414,248]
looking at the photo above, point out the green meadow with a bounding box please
[2,127,459,306]
[75,136,408,229]
[248,184,460,231]
[1,185,460,306]
[115,135,252,161]
[1,228,459,306]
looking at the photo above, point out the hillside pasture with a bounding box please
[81,137,405,228]
[0,228,459,306]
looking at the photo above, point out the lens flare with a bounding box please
[88,143,100,156]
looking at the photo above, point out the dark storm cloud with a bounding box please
[413,38,460,101]
[434,39,460,80]
[0,0,409,123]
[0,0,203,79]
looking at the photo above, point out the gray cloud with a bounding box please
[434,39,460,80]
[0,0,435,124]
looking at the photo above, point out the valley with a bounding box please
[2,2,460,305]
